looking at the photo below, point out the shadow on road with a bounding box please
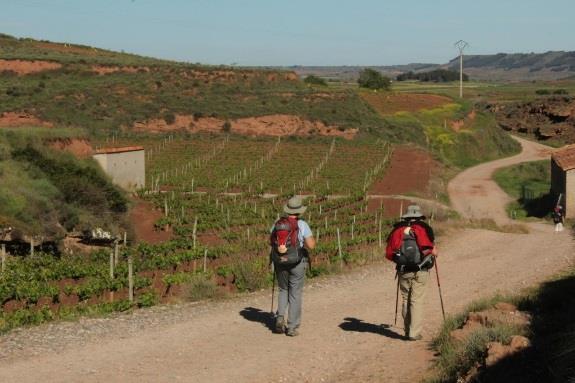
[339,317,405,340]
[239,307,275,332]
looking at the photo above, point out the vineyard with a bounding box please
[0,134,400,333]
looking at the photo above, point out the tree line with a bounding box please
[396,69,469,82]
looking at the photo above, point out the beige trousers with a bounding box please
[399,270,430,338]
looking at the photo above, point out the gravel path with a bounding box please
[0,136,571,383]
[448,135,553,225]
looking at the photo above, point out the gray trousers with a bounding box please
[275,259,307,330]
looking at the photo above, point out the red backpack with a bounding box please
[270,216,302,265]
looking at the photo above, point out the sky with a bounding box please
[1,0,573,66]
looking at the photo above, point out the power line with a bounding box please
[454,40,469,98]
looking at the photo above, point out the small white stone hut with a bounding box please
[550,144,575,218]
[93,146,145,191]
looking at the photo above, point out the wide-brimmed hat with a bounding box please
[283,196,307,215]
[402,205,426,219]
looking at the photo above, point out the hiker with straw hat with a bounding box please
[385,204,438,341]
[269,196,315,336]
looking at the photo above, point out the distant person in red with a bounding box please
[552,205,564,232]
[386,205,437,341]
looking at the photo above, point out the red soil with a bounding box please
[361,92,453,115]
[198,232,227,246]
[129,199,173,244]
[0,59,62,75]
[132,114,358,139]
[0,112,53,128]
[91,65,150,75]
[368,145,435,218]
[48,138,93,158]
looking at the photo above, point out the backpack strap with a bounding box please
[288,217,299,249]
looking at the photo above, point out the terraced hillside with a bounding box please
[0,33,405,141]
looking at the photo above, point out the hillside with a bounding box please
[0,33,399,141]
[445,51,575,81]
[291,51,575,82]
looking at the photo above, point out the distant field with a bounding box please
[359,91,453,115]
[392,80,575,102]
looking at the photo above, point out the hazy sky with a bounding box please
[1,0,573,66]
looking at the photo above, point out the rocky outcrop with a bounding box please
[489,96,575,141]
[449,302,532,383]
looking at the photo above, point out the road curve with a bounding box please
[448,136,554,225]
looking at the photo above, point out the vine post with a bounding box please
[1,244,5,274]
[109,252,114,279]
[337,228,343,268]
[378,219,383,247]
[114,240,119,266]
[128,255,134,302]
[193,217,198,249]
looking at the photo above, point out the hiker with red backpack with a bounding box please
[552,205,564,232]
[386,205,438,341]
[270,196,315,337]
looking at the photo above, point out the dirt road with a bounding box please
[0,137,571,383]
[448,135,553,225]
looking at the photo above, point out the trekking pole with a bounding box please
[434,257,446,321]
[270,263,276,314]
[394,271,400,326]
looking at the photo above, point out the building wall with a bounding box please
[566,169,575,218]
[93,150,145,191]
[550,158,566,197]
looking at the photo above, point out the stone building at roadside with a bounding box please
[550,144,575,218]
[93,146,145,191]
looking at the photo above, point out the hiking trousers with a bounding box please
[275,259,307,331]
[399,269,430,338]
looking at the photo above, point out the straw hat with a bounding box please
[283,196,307,215]
[402,205,426,219]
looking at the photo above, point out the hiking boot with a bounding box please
[286,328,299,337]
[407,335,423,341]
[274,315,286,334]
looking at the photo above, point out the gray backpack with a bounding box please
[396,231,422,266]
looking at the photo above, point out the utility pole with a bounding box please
[454,40,469,98]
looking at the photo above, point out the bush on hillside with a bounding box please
[357,68,391,90]
[304,75,327,86]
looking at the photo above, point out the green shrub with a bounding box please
[222,120,232,133]
[185,274,222,301]
[231,258,270,292]
[136,291,158,307]
[304,75,327,86]
[358,68,391,90]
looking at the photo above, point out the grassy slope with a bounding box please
[493,160,552,219]
[0,34,393,140]
[0,128,128,240]
[362,94,520,168]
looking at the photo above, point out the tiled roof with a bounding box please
[552,144,575,171]
[94,146,144,155]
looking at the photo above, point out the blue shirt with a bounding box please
[296,220,313,248]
